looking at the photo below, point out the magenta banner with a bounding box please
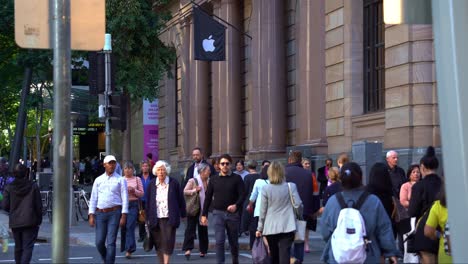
[143,99,158,161]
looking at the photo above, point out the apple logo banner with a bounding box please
[202,35,216,52]
[193,7,226,61]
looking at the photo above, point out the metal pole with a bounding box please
[104,34,112,154]
[8,67,32,172]
[70,112,79,226]
[432,0,468,262]
[51,0,71,262]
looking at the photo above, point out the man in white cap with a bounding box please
[88,155,129,264]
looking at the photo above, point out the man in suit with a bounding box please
[317,158,333,198]
[285,151,318,264]
[182,147,214,189]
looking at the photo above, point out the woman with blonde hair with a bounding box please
[321,167,341,207]
[256,161,303,264]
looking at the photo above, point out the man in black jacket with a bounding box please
[317,158,333,198]
[182,147,214,189]
[286,151,318,264]
[2,164,42,264]
[386,150,407,198]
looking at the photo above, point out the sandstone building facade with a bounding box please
[154,0,439,171]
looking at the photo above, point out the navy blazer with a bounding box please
[285,162,319,215]
[146,177,186,230]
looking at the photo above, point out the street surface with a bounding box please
[0,243,324,263]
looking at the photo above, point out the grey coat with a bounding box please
[257,182,303,236]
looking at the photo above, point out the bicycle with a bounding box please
[40,190,53,223]
[74,188,90,221]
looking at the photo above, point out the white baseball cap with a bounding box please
[103,155,117,164]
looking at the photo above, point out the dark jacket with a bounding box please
[145,177,186,230]
[183,160,215,189]
[317,166,328,196]
[322,182,342,207]
[285,162,318,215]
[388,164,407,198]
[243,173,260,203]
[408,173,442,219]
[137,172,155,202]
[2,178,43,229]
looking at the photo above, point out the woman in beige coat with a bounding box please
[255,161,303,264]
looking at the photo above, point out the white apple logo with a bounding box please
[202,35,216,52]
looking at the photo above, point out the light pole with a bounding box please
[70,112,79,226]
[104,34,112,155]
[51,0,71,261]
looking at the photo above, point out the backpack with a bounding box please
[331,191,370,264]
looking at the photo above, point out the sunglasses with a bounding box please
[220,162,230,166]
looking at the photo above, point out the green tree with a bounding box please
[106,0,175,160]
[0,0,55,165]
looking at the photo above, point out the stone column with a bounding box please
[296,0,327,152]
[211,0,242,158]
[250,0,286,159]
[211,0,223,157]
[188,19,210,154]
[179,11,191,160]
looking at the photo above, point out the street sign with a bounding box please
[14,0,105,50]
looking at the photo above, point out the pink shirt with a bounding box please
[124,176,144,201]
[400,182,415,208]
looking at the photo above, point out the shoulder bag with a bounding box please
[137,178,146,223]
[184,178,201,216]
[288,183,306,243]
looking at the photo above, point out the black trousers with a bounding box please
[249,216,259,249]
[182,215,209,254]
[265,232,294,264]
[138,201,147,240]
[12,226,39,264]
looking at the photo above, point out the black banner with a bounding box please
[193,7,226,61]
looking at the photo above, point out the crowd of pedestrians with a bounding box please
[0,144,452,264]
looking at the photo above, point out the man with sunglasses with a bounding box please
[201,154,245,264]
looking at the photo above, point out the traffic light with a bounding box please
[109,94,127,131]
[88,52,116,95]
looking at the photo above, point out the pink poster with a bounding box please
[143,99,158,161]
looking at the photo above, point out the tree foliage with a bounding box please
[106,0,176,101]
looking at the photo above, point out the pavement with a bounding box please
[1,211,326,255]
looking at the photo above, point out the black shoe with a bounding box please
[138,237,144,242]
[184,251,191,260]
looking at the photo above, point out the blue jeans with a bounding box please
[95,209,121,264]
[123,201,138,253]
[212,210,239,264]
[291,242,304,262]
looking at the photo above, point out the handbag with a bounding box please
[138,201,146,223]
[287,183,306,243]
[137,178,146,223]
[184,178,201,216]
[143,222,154,252]
[252,237,271,264]
[392,196,409,223]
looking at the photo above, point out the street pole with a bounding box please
[70,112,79,226]
[104,34,112,155]
[51,0,71,262]
[432,0,468,262]
[8,67,32,172]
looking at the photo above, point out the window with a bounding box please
[363,0,385,113]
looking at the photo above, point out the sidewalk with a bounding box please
[36,217,326,251]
